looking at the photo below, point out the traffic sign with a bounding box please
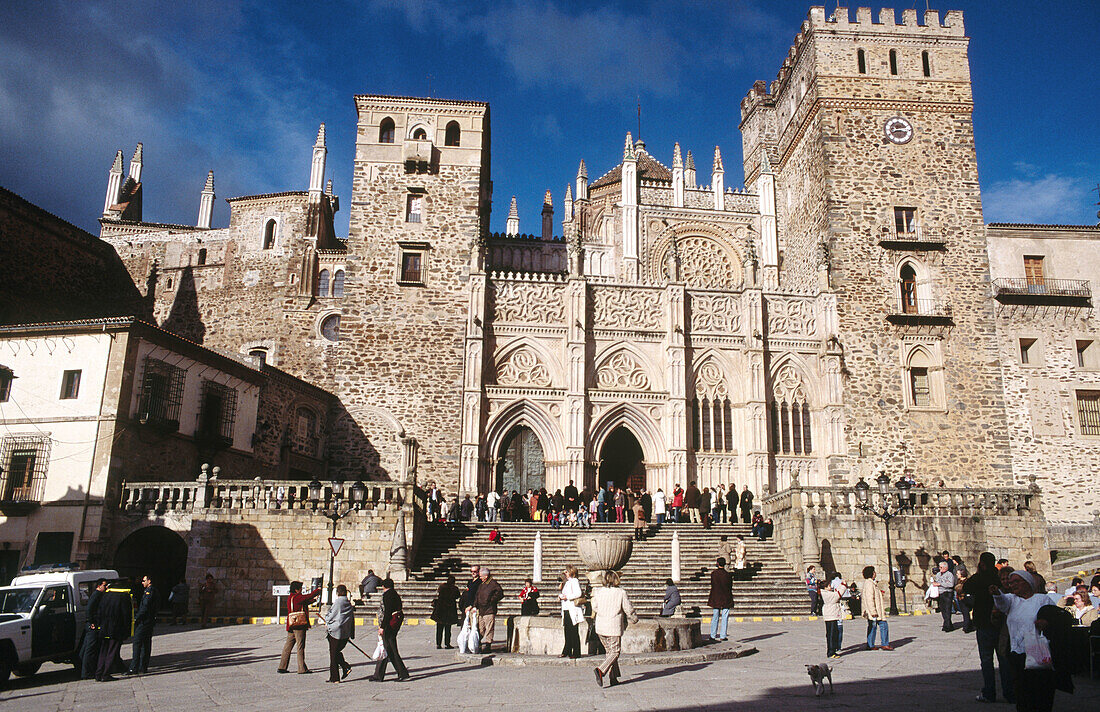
[329,537,345,557]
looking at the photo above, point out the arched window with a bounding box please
[770,365,812,455]
[248,348,268,367]
[317,269,330,297]
[907,349,933,407]
[921,50,931,77]
[857,48,867,74]
[262,219,276,249]
[691,363,732,453]
[411,126,427,140]
[332,270,345,297]
[379,117,395,143]
[197,248,207,265]
[444,121,460,147]
[889,49,899,75]
[900,263,918,314]
[320,314,340,342]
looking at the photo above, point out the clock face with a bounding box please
[884,117,914,144]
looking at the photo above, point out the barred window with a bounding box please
[198,381,237,442]
[910,367,931,407]
[406,194,423,223]
[1077,391,1100,436]
[691,397,734,453]
[1,435,50,503]
[139,358,185,427]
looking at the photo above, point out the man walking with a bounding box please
[80,578,108,679]
[933,560,957,632]
[684,481,701,523]
[964,552,1014,703]
[95,585,132,682]
[486,489,499,522]
[739,485,754,524]
[126,575,157,675]
[368,578,409,682]
[708,558,734,642]
[325,584,354,683]
[473,566,504,653]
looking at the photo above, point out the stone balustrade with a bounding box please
[762,484,1036,519]
[120,477,424,515]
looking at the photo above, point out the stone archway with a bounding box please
[598,426,645,492]
[497,425,546,495]
[114,526,188,594]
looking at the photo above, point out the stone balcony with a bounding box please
[886,298,953,326]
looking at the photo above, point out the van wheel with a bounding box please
[13,662,40,678]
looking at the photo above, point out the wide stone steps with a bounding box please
[400,522,805,617]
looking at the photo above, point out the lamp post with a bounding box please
[854,472,913,616]
[310,477,356,606]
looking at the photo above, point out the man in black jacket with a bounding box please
[963,552,1014,704]
[80,578,108,679]
[739,485,754,524]
[564,480,579,512]
[95,586,133,682]
[725,485,739,525]
[126,575,157,675]
[368,578,409,681]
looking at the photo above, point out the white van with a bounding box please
[0,567,119,685]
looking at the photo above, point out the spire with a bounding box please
[686,150,695,171]
[673,142,683,168]
[713,145,724,173]
[563,184,574,225]
[506,195,520,236]
[564,184,573,203]
[309,123,327,197]
[576,159,589,202]
[577,160,587,179]
[712,146,725,211]
[315,123,327,148]
[685,150,696,189]
[541,190,554,241]
[623,132,635,160]
[103,149,125,216]
[197,170,215,229]
[128,143,143,183]
[325,179,333,196]
[760,149,773,175]
[672,143,684,208]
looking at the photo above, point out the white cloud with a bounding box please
[983,174,1081,224]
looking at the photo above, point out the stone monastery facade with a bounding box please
[95,7,1096,527]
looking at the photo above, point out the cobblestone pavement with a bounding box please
[2,614,1097,711]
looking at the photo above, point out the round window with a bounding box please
[320,314,340,342]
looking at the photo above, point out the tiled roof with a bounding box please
[590,149,673,189]
[355,94,488,107]
[987,223,1100,231]
[225,190,308,203]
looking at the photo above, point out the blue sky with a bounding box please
[1,1,1097,236]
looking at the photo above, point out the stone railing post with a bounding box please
[533,531,543,583]
[389,510,408,581]
[671,531,681,583]
[194,463,210,509]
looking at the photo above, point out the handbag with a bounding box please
[288,609,310,628]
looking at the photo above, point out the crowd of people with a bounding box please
[425,480,774,539]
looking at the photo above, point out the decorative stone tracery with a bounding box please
[690,293,742,333]
[592,288,662,330]
[596,351,651,391]
[675,236,740,289]
[491,281,566,324]
[767,298,816,336]
[496,347,552,387]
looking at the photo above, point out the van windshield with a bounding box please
[0,587,42,614]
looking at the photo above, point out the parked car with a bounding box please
[0,567,119,685]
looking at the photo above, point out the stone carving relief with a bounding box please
[496,347,552,387]
[663,236,740,289]
[491,282,566,324]
[691,293,742,334]
[694,359,730,399]
[768,298,816,336]
[773,364,809,404]
[596,351,651,391]
[592,288,662,330]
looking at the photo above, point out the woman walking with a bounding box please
[860,566,891,650]
[592,570,638,687]
[277,580,321,674]
[325,584,354,683]
[820,581,843,658]
[431,576,460,649]
[558,565,584,659]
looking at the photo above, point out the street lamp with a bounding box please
[319,477,353,606]
[307,477,323,508]
[854,472,913,615]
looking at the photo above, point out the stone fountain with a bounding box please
[575,531,633,586]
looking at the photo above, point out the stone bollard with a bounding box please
[533,531,543,583]
[671,531,681,582]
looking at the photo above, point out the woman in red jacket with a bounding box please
[278,580,321,674]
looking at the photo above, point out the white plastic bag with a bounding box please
[371,633,387,661]
[925,584,939,600]
[1024,628,1053,670]
[457,611,480,653]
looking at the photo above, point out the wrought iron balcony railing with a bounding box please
[887,298,953,324]
[878,225,947,250]
[993,278,1091,305]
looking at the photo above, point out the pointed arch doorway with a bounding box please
[598,426,646,492]
[496,425,546,495]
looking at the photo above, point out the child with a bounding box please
[489,527,504,545]
[549,510,561,529]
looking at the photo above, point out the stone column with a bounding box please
[565,276,590,489]
[460,272,488,494]
[665,283,689,487]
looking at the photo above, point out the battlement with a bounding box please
[741,7,966,120]
[487,231,564,243]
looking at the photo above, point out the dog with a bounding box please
[805,663,834,696]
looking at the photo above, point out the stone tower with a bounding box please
[740,7,1012,484]
[338,96,491,489]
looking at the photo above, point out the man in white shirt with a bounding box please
[486,490,499,522]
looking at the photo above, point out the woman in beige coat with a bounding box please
[859,565,892,650]
[591,570,639,687]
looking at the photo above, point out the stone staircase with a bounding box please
[397,522,806,618]
[1051,550,1100,584]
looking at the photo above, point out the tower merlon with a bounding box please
[806,6,964,35]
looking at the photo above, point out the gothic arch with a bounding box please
[493,337,563,388]
[894,256,933,304]
[594,341,661,392]
[588,402,666,466]
[484,399,566,467]
[768,354,819,407]
[646,221,744,288]
[690,348,743,403]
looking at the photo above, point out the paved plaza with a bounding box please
[2,614,1097,711]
